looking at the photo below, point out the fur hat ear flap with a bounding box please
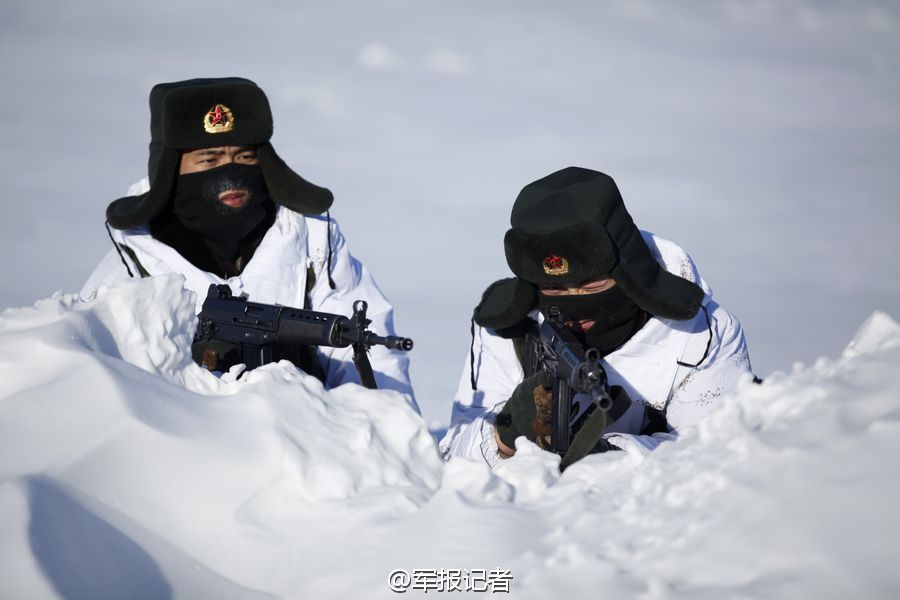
[473,277,538,335]
[612,263,704,320]
[606,200,705,320]
[106,146,180,229]
[256,143,333,215]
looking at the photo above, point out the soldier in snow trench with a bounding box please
[440,167,753,467]
[80,77,416,405]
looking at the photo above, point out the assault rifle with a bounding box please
[535,307,617,468]
[194,284,413,389]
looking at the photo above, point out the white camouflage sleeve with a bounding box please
[439,324,523,466]
[664,302,752,431]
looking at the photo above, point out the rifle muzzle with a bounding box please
[368,334,414,351]
[592,387,613,411]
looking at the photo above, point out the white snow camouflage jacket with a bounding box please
[439,232,751,467]
[81,179,415,406]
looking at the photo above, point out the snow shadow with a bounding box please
[27,476,173,600]
[76,309,125,361]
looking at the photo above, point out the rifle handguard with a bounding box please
[193,285,414,380]
[537,307,614,458]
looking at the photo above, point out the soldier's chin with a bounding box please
[217,190,250,209]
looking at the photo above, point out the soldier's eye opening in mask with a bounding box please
[539,278,614,296]
[179,145,259,174]
[537,282,645,356]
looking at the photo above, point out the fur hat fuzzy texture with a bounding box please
[501,166,704,321]
[472,277,537,335]
[107,77,333,229]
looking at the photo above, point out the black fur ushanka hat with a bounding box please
[106,77,333,229]
[476,167,704,332]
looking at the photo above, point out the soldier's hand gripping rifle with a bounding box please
[536,307,622,470]
[193,284,413,389]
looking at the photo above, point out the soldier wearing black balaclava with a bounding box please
[104,78,332,278]
[440,167,753,467]
[82,78,415,403]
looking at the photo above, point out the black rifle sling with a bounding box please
[559,388,631,470]
[284,265,324,384]
[512,324,542,379]
[117,244,151,278]
[352,343,377,389]
[258,265,328,384]
[303,265,317,310]
[560,407,612,470]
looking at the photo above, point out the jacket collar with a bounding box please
[109,206,311,312]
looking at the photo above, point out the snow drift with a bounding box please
[0,276,898,599]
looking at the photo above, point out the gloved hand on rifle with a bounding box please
[494,372,630,460]
[494,371,555,456]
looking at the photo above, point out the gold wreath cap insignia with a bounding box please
[543,254,569,276]
[203,104,235,134]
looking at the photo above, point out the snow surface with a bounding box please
[1,275,898,599]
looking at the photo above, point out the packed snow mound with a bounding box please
[0,276,440,599]
[0,277,898,599]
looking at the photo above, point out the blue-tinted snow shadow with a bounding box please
[27,476,173,600]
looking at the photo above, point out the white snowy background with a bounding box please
[1,1,899,598]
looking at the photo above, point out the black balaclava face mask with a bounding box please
[171,163,272,264]
[537,284,645,356]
